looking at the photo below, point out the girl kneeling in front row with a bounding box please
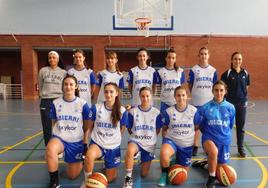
[82,82,128,187]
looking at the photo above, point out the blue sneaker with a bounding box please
[158,172,167,187]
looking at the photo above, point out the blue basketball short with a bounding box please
[160,102,171,112]
[53,136,83,163]
[128,141,155,163]
[202,139,230,164]
[162,137,192,167]
[90,140,121,169]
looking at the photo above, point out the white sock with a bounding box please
[126,169,132,177]
[209,172,216,177]
[84,171,92,180]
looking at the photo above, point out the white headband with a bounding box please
[48,51,59,59]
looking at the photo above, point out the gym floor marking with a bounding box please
[0,131,42,155]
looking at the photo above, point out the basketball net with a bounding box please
[135,17,151,37]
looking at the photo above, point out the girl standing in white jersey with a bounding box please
[158,86,197,187]
[127,48,158,107]
[46,75,91,188]
[188,47,218,156]
[123,87,162,188]
[68,49,95,107]
[157,48,186,112]
[96,51,124,103]
[83,82,128,184]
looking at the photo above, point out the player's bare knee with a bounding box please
[107,174,117,183]
[67,172,79,180]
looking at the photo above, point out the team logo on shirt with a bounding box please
[58,105,62,112]
[89,111,93,118]
[135,114,139,122]
[172,113,176,121]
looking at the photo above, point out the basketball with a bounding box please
[168,164,188,185]
[86,172,108,188]
[216,164,237,186]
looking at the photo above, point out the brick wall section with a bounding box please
[0,35,267,99]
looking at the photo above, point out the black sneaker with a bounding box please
[192,159,208,169]
[192,146,198,156]
[204,176,216,188]
[238,148,246,158]
[49,181,60,188]
[123,176,133,188]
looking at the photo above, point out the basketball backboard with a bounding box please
[113,0,173,31]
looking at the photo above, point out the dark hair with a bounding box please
[62,74,79,97]
[139,86,152,95]
[174,85,187,96]
[73,49,86,57]
[45,51,65,69]
[106,51,121,75]
[212,80,227,92]
[73,49,88,68]
[230,51,242,69]
[198,47,209,55]
[137,47,151,66]
[166,47,178,71]
[104,82,121,126]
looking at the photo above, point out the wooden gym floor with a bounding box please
[0,99,267,188]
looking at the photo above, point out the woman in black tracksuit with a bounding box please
[221,51,250,158]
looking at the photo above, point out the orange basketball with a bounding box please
[86,172,108,188]
[216,164,237,186]
[168,164,188,185]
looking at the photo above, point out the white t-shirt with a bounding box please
[50,97,90,143]
[96,70,124,103]
[163,104,197,147]
[127,106,162,153]
[68,67,95,107]
[188,64,217,107]
[89,103,128,149]
[157,67,185,106]
[127,66,157,106]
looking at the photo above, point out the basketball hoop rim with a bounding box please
[135,17,152,25]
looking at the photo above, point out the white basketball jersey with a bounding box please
[90,103,127,149]
[51,97,90,143]
[128,66,156,106]
[96,70,124,103]
[128,106,162,153]
[164,105,197,147]
[68,68,94,107]
[189,65,217,106]
[157,67,185,106]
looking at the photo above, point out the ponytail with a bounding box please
[104,82,122,126]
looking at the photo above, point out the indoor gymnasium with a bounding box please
[0,0,268,188]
